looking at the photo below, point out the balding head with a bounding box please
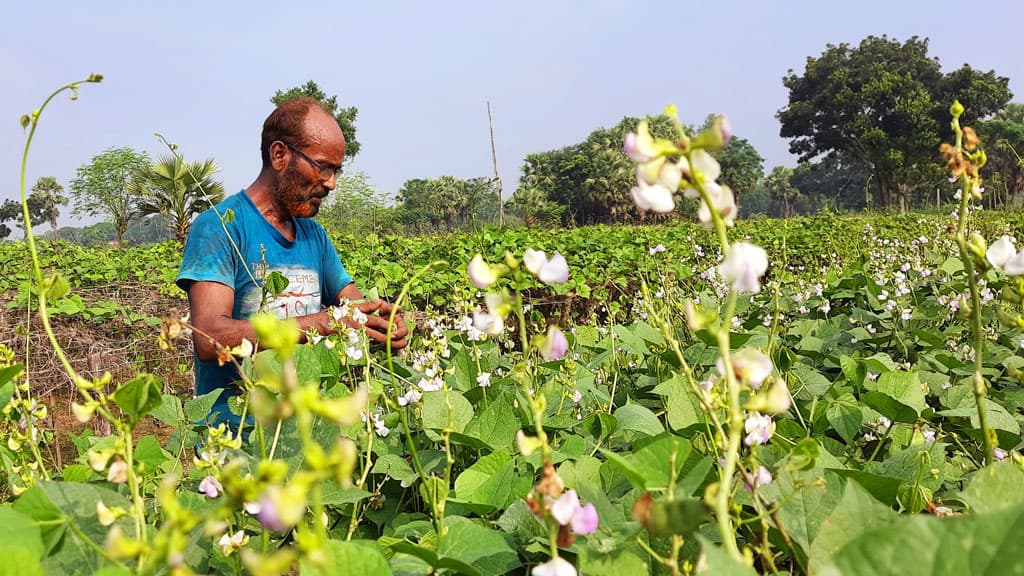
[260,97,343,169]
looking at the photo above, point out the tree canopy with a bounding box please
[131,155,225,243]
[272,81,360,161]
[778,35,1011,209]
[69,147,151,246]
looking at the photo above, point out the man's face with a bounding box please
[275,110,346,219]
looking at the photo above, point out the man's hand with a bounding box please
[353,300,410,350]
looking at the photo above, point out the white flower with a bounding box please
[719,242,769,294]
[623,120,658,163]
[631,179,675,213]
[218,530,248,556]
[398,389,422,406]
[476,372,492,388]
[986,236,1016,269]
[1004,251,1024,276]
[995,447,1008,460]
[649,243,667,255]
[351,308,368,325]
[532,556,577,576]
[107,459,129,484]
[473,311,503,336]
[346,346,363,361]
[523,249,570,284]
[744,412,775,446]
[719,348,773,389]
[467,254,498,289]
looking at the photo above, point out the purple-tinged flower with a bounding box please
[744,465,773,492]
[995,447,1008,460]
[532,556,577,576]
[719,242,769,294]
[541,326,568,361]
[571,503,599,535]
[549,489,599,535]
[256,486,307,533]
[623,120,658,163]
[199,476,223,498]
[744,412,775,446]
[467,254,498,289]
[398,389,422,406]
[715,115,732,146]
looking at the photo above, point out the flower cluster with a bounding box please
[623,113,735,225]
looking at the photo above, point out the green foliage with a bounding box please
[68,147,151,246]
[395,176,500,233]
[131,155,225,243]
[779,35,1011,209]
[271,80,360,160]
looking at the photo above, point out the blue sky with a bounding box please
[2,0,1021,229]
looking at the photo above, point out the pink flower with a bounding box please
[549,489,599,535]
[541,326,568,361]
[199,476,223,498]
[744,412,775,446]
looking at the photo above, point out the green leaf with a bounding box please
[0,507,44,559]
[150,393,184,427]
[654,374,704,430]
[371,454,418,487]
[862,371,926,422]
[760,466,845,559]
[422,390,474,434]
[462,393,518,451]
[601,433,707,493]
[184,389,221,424]
[612,404,665,438]
[695,536,758,575]
[580,547,651,575]
[820,504,1024,576]
[300,539,392,576]
[111,373,162,422]
[60,465,93,483]
[133,435,171,473]
[826,394,864,443]
[320,482,371,506]
[958,460,1024,514]
[0,364,24,388]
[809,479,899,568]
[791,363,834,399]
[41,273,70,301]
[645,497,708,537]
[0,547,42,576]
[436,517,520,575]
[453,452,516,510]
[264,270,290,296]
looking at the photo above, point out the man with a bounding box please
[177,96,408,429]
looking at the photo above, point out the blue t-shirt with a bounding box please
[176,190,353,427]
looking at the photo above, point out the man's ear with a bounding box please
[269,141,289,172]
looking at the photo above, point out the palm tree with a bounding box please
[132,156,225,243]
[30,176,68,237]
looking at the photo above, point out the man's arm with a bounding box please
[188,280,334,362]
[187,281,410,362]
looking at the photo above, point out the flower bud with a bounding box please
[950,100,965,118]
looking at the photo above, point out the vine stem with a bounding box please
[950,112,996,466]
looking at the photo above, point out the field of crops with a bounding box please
[2,205,1024,575]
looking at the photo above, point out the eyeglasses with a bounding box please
[279,141,342,181]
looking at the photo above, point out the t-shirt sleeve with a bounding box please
[176,210,238,292]
[319,227,353,304]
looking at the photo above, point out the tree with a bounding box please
[978,111,1024,208]
[30,176,68,236]
[395,176,500,232]
[317,171,399,235]
[272,81,360,161]
[0,191,54,239]
[132,155,225,243]
[789,156,873,213]
[778,35,1011,209]
[69,147,150,246]
[764,166,800,218]
[714,137,764,210]
[506,186,564,228]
